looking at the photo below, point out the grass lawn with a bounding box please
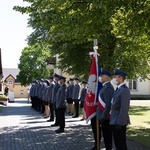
[127,101,150,148]
[0,106,2,112]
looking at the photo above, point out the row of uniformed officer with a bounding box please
[91,69,130,150]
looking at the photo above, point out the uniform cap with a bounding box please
[54,73,59,78]
[69,78,74,81]
[113,69,127,77]
[59,76,66,80]
[100,69,111,77]
[74,77,79,81]
[48,76,53,80]
[82,81,87,84]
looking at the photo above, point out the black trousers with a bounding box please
[91,116,112,150]
[74,99,79,116]
[111,125,127,150]
[58,108,66,130]
[49,103,54,120]
[54,103,59,125]
[32,96,36,109]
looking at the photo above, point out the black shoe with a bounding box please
[72,115,79,118]
[51,123,59,127]
[55,129,64,133]
[47,119,54,122]
[44,116,49,118]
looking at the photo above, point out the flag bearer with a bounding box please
[91,69,114,150]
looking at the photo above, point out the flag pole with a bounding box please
[93,39,100,150]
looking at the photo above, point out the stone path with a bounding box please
[0,99,149,150]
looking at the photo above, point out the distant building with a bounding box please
[3,68,28,98]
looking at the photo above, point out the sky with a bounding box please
[0,0,33,68]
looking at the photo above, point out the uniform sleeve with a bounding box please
[58,86,66,107]
[102,87,114,120]
[117,88,130,125]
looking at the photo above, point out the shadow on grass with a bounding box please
[129,106,150,115]
[127,127,150,148]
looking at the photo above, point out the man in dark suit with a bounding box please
[110,69,131,150]
[72,77,80,118]
[55,76,67,133]
[91,69,114,150]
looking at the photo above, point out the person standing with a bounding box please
[110,69,131,150]
[38,79,45,114]
[72,77,80,118]
[27,84,31,103]
[34,78,41,111]
[66,78,74,115]
[42,79,50,118]
[4,84,9,97]
[47,76,55,122]
[51,73,60,127]
[80,81,87,121]
[55,76,67,133]
[91,69,114,150]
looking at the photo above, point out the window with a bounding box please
[8,80,13,85]
[20,90,24,95]
[129,80,137,90]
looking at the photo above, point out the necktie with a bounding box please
[115,87,118,92]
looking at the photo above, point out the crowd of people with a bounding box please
[28,68,130,150]
[29,73,87,134]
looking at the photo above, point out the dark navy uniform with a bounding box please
[72,77,80,117]
[91,69,114,150]
[67,80,74,104]
[80,81,87,108]
[34,78,41,111]
[47,81,54,121]
[110,69,130,150]
[55,76,66,133]
[51,74,60,126]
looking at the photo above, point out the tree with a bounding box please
[14,0,150,79]
[17,43,53,85]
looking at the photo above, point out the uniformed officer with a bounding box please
[42,79,50,118]
[55,76,67,133]
[110,69,131,150]
[91,69,114,150]
[29,81,36,109]
[80,81,87,121]
[34,78,41,111]
[72,77,80,118]
[47,76,55,122]
[30,81,37,109]
[38,79,45,114]
[51,73,60,127]
[66,78,74,115]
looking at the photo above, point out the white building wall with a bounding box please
[125,78,150,95]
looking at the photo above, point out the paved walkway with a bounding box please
[0,99,149,150]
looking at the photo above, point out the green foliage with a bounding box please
[0,95,6,99]
[13,0,150,80]
[17,43,53,85]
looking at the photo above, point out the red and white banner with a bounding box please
[83,52,98,123]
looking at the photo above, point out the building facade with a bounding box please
[3,68,28,98]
